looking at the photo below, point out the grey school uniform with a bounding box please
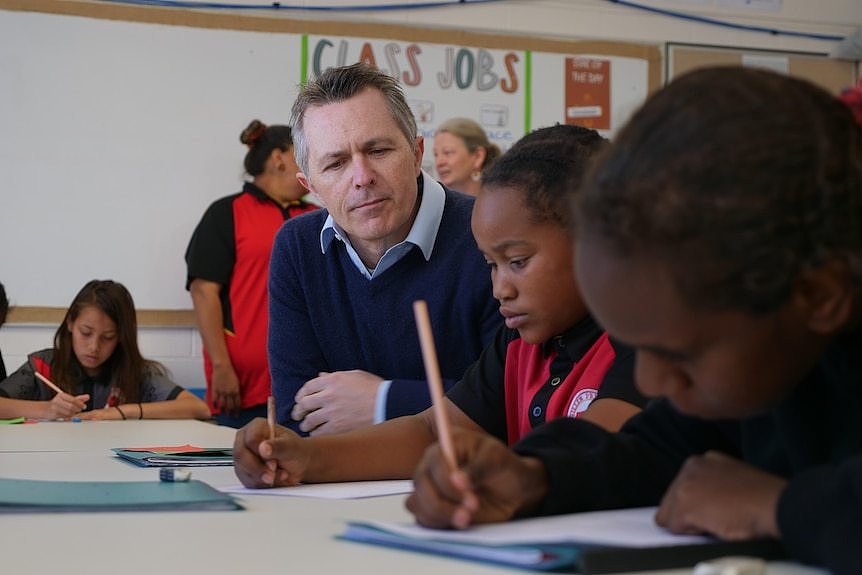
[0,348,183,411]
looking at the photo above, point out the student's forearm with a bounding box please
[0,397,48,419]
[127,393,211,420]
[302,401,481,482]
[302,415,437,482]
[0,396,88,420]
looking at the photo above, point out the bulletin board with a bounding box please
[667,43,857,94]
[0,0,660,325]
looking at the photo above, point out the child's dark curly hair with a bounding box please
[576,66,862,314]
[481,124,607,231]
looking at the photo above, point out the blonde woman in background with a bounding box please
[433,117,501,196]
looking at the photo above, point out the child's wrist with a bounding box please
[514,457,550,516]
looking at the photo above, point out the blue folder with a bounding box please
[341,521,785,573]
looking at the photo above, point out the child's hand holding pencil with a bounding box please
[406,426,551,530]
[406,300,551,530]
[35,372,89,420]
[232,401,313,489]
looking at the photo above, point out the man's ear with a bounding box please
[296,172,323,207]
[794,261,855,335]
[413,136,425,174]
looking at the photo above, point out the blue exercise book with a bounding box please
[340,507,785,573]
[341,522,579,571]
[0,477,243,513]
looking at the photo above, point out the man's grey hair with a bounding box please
[290,62,418,174]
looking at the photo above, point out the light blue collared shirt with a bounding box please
[319,170,445,280]
[318,170,447,422]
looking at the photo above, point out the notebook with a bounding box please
[340,507,785,573]
[0,477,242,512]
[112,444,234,467]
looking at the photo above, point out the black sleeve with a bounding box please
[184,195,237,290]
[513,398,740,516]
[0,354,50,401]
[595,339,650,408]
[445,325,517,441]
[777,455,862,575]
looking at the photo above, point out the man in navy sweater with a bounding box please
[267,63,500,435]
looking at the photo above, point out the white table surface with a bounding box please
[0,419,237,452]
[0,420,829,575]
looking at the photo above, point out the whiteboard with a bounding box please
[0,7,656,312]
[0,11,304,309]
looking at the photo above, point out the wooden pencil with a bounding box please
[267,396,276,441]
[412,300,458,471]
[34,372,63,396]
[266,395,277,486]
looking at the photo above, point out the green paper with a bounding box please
[0,417,26,425]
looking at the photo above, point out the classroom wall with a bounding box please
[285,0,860,55]
[1,3,663,314]
[1,0,859,394]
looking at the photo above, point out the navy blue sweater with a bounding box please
[268,188,500,433]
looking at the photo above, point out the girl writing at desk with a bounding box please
[406,68,862,575]
[0,279,210,421]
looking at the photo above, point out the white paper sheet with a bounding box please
[219,479,413,499]
[354,506,711,547]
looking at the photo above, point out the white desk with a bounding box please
[0,419,237,453]
[0,420,828,575]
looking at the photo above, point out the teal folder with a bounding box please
[0,477,242,512]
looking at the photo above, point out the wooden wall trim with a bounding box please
[8,306,196,327]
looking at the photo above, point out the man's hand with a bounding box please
[656,450,786,540]
[291,370,383,435]
[406,428,549,529]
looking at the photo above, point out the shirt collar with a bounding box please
[319,170,445,262]
[243,181,269,201]
[244,181,305,216]
[541,315,603,361]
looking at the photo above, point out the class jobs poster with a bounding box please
[304,35,649,168]
[306,35,524,171]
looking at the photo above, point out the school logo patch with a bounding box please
[567,388,597,418]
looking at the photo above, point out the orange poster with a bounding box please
[565,57,611,130]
